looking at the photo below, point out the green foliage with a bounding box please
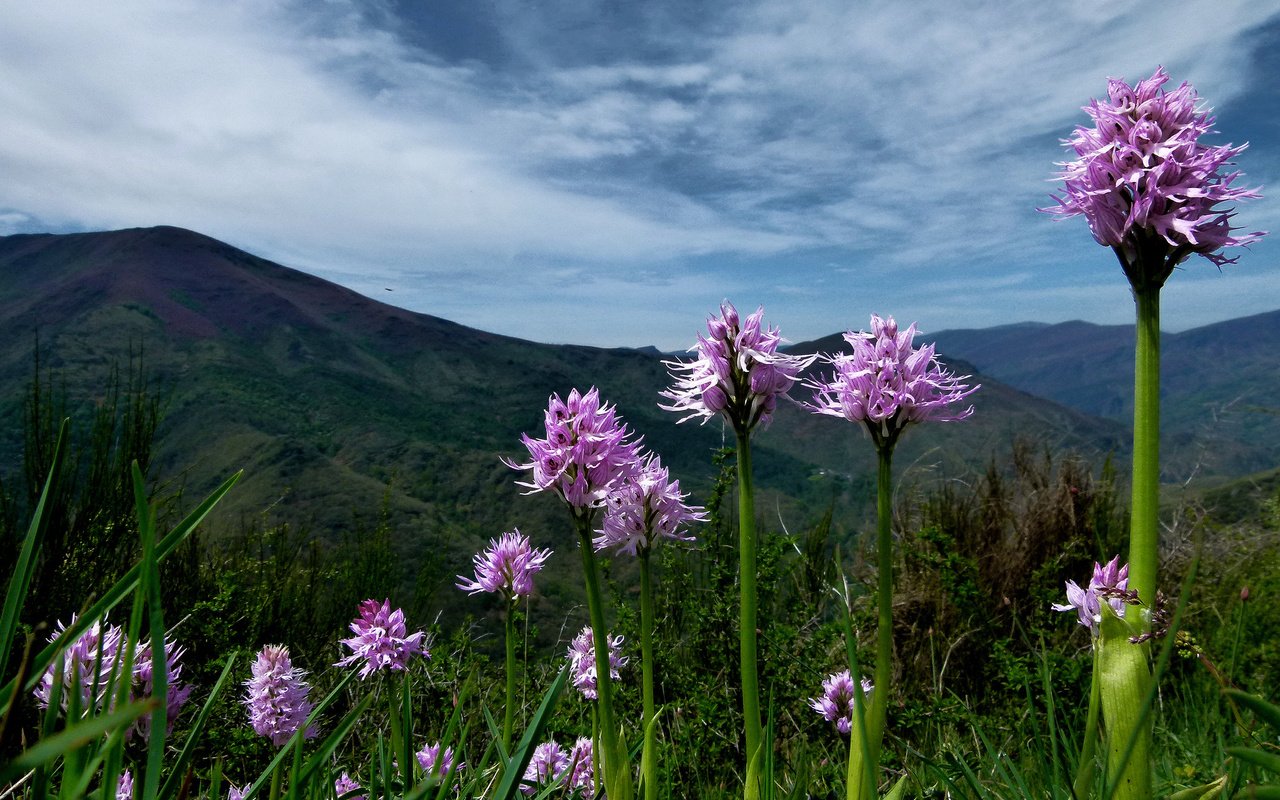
[1,432,240,798]
[5,350,1280,798]
[0,347,165,631]
[888,440,1122,726]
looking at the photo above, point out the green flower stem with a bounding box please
[577,516,633,800]
[1129,284,1160,615]
[639,551,658,800]
[735,430,764,797]
[1072,650,1102,800]
[863,444,896,798]
[503,603,517,753]
[842,594,874,800]
[268,761,282,800]
[1102,282,1159,800]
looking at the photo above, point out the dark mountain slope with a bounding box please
[927,311,1280,479]
[0,227,1140,614]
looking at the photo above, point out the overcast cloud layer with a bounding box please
[2,1,1277,348]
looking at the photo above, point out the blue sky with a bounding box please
[2,1,1277,349]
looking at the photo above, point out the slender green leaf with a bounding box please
[1229,748,1280,776]
[883,774,910,800]
[0,699,155,786]
[0,419,68,677]
[491,665,569,800]
[483,705,507,763]
[0,470,242,709]
[1225,689,1280,733]
[131,461,167,800]
[1165,774,1227,800]
[160,654,239,798]
[297,692,377,786]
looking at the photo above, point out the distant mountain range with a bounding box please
[926,310,1280,479]
[1,226,1274,593]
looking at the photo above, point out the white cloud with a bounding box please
[1,0,1277,347]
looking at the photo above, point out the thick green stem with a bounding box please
[1099,608,1151,799]
[639,552,658,800]
[863,444,896,799]
[503,603,516,753]
[1129,285,1160,615]
[1101,283,1159,800]
[735,430,763,797]
[577,518,632,800]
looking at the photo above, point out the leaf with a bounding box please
[1228,747,1280,776]
[0,420,67,679]
[491,665,568,800]
[159,654,239,798]
[882,774,910,800]
[1165,774,1227,800]
[1225,689,1280,734]
[0,699,155,786]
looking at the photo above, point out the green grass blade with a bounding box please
[491,664,569,800]
[133,461,167,800]
[0,419,68,677]
[883,774,909,800]
[297,692,377,787]
[1224,689,1280,733]
[0,469,242,709]
[1228,747,1280,776]
[425,671,476,800]
[402,671,414,786]
[483,705,508,763]
[0,698,155,786]
[61,726,129,800]
[159,653,239,798]
[1165,774,1227,800]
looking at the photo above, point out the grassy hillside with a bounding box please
[0,227,1148,619]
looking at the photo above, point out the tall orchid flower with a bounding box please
[506,386,641,799]
[244,645,316,746]
[594,455,704,558]
[809,670,874,735]
[567,624,628,700]
[596,453,704,800]
[33,616,193,741]
[34,616,126,715]
[1044,67,1264,800]
[661,302,813,798]
[804,314,975,800]
[334,599,428,680]
[505,387,642,510]
[521,740,570,795]
[457,529,552,750]
[457,529,551,600]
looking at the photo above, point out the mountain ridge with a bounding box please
[1,226,1269,616]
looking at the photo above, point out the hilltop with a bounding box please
[7,226,1260,614]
